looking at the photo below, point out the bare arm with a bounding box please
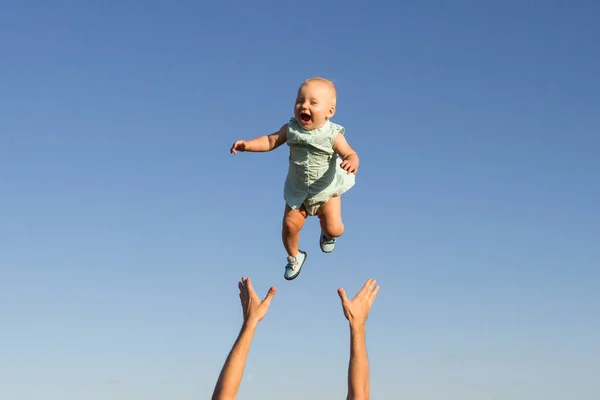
[212,277,276,400]
[338,279,380,400]
[230,124,288,154]
[212,321,258,400]
[347,325,369,400]
[333,133,360,174]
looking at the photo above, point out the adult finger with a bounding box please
[239,280,248,302]
[369,279,377,291]
[262,286,277,305]
[358,278,374,297]
[337,288,349,304]
[369,284,380,302]
[245,277,256,295]
[367,280,378,298]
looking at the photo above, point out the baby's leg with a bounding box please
[317,196,344,238]
[282,204,308,257]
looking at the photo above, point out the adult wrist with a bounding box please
[242,318,259,331]
[349,322,366,336]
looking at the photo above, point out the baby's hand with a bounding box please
[230,140,247,155]
[340,155,359,175]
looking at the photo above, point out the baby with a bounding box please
[230,77,359,280]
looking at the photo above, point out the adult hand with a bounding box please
[238,277,276,325]
[338,278,379,327]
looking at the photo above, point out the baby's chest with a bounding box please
[288,133,333,151]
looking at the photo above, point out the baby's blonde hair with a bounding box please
[302,77,337,106]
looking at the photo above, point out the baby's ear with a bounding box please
[328,105,336,118]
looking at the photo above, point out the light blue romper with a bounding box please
[283,117,355,216]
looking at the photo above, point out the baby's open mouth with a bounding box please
[300,113,311,122]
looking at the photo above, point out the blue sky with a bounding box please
[1,1,599,399]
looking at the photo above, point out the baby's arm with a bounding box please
[230,124,288,154]
[334,133,360,174]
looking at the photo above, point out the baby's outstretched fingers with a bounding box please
[230,140,246,154]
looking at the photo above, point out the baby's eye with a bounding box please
[311,101,318,105]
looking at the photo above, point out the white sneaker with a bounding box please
[284,250,307,280]
[320,231,336,253]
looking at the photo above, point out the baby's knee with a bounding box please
[325,221,344,238]
[283,211,304,233]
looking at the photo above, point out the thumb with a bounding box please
[263,286,277,304]
[337,288,348,304]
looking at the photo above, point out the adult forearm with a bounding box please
[347,324,369,400]
[212,321,258,400]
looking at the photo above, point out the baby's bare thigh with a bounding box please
[317,196,342,223]
[284,203,308,221]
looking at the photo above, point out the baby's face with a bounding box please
[294,81,336,130]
